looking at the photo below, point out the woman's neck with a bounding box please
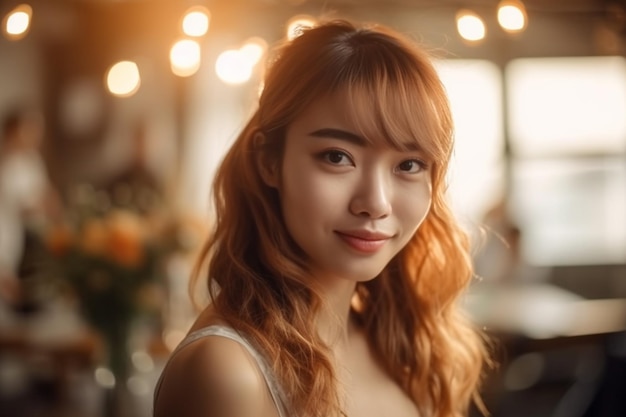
[314,277,358,347]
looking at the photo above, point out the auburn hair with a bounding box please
[191,19,489,417]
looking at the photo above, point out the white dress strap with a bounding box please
[153,325,290,417]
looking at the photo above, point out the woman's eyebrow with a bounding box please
[308,128,367,147]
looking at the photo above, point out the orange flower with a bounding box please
[45,223,74,257]
[80,219,109,257]
[106,210,146,268]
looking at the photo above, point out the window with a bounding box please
[506,56,626,265]
[507,56,626,157]
[436,59,505,224]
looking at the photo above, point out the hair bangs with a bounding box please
[334,36,454,167]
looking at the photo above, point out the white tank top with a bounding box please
[153,325,290,417]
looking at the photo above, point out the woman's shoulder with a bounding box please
[154,313,276,417]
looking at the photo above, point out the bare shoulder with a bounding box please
[154,332,277,417]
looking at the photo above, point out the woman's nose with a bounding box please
[348,171,392,219]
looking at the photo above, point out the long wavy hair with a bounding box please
[191,19,489,417]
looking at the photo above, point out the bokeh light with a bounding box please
[240,37,268,67]
[94,367,116,388]
[182,7,210,37]
[106,61,141,97]
[170,39,201,77]
[215,49,252,84]
[3,4,32,40]
[498,1,528,33]
[456,10,486,42]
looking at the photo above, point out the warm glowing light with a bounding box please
[182,7,210,37]
[215,49,252,84]
[286,15,316,40]
[94,367,116,388]
[498,1,527,33]
[456,10,486,42]
[106,61,141,97]
[3,4,32,40]
[170,39,201,77]
[6,12,29,34]
[240,37,267,67]
[131,350,154,373]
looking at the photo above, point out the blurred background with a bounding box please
[0,0,625,416]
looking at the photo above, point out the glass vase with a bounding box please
[100,319,132,417]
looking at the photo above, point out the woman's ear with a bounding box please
[254,132,279,188]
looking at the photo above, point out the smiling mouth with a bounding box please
[335,231,392,254]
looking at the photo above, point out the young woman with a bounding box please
[154,19,489,417]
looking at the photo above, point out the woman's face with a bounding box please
[274,92,432,285]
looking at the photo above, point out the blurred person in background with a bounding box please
[473,199,548,285]
[473,200,523,285]
[98,119,165,214]
[0,105,61,315]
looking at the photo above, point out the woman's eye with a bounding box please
[397,159,426,174]
[322,150,352,166]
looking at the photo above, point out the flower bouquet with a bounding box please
[46,209,163,374]
[42,184,185,416]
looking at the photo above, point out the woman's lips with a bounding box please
[335,230,392,254]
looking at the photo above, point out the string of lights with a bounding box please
[457,0,527,43]
[2,1,624,96]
